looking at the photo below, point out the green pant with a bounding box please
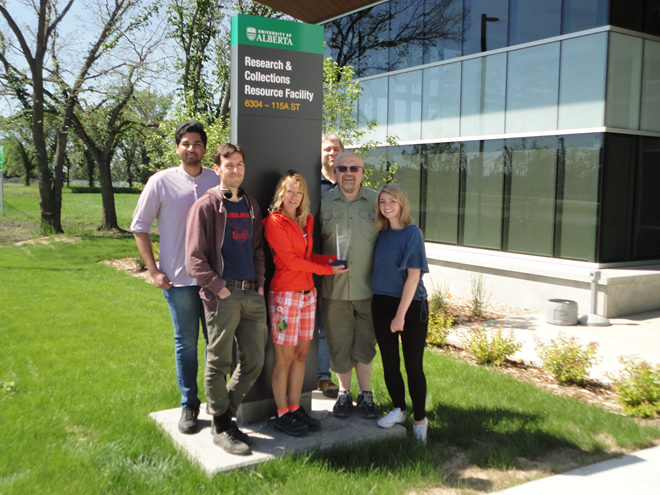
[204,287,268,417]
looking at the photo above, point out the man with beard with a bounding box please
[131,121,219,434]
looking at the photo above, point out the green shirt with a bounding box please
[321,185,378,301]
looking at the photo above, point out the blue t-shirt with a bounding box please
[371,224,428,301]
[221,198,256,282]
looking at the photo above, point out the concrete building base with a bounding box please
[425,244,660,318]
[149,391,406,476]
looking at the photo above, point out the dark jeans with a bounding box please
[372,294,428,421]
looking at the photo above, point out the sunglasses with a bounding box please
[335,165,364,173]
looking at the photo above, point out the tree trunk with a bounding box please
[97,156,120,230]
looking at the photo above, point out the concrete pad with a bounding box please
[149,390,406,476]
[493,445,660,495]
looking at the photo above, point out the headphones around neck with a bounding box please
[221,187,244,199]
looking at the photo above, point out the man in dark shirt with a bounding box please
[185,143,268,456]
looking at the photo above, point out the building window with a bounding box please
[388,71,422,141]
[505,43,560,133]
[423,0,464,64]
[558,33,607,130]
[504,137,557,257]
[359,77,389,143]
[555,134,602,262]
[640,40,660,132]
[461,140,504,249]
[606,33,643,130]
[508,0,561,46]
[391,145,422,222]
[634,137,660,260]
[462,0,508,56]
[460,53,506,137]
[424,142,461,243]
[562,0,608,35]
[422,63,461,139]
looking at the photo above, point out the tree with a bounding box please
[0,0,163,233]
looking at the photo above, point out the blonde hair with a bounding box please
[375,183,413,230]
[268,170,310,227]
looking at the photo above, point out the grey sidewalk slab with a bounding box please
[450,309,660,382]
[149,391,405,476]
[492,445,660,495]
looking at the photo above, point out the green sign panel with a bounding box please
[231,14,323,54]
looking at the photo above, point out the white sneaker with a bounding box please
[413,417,428,444]
[377,407,406,428]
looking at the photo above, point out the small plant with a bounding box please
[1,381,17,396]
[136,242,160,271]
[427,310,453,347]
[609,356,660,418]
[428,282,451,314]
[461,324,521,366]
[534,333,600,384]
[469,271,489,318]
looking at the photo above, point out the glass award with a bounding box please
[334,224,351,268]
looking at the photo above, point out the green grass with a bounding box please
[0,183,139,240]
[0,227,658,493]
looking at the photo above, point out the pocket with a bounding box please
[321,210,343,242]
[359,209,378,241]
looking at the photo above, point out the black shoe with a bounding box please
[318,379,339,398]
[274,412,309,437]
[333,390,353,418]
[356,391,378,419]
[178,405,199,434]
[291,405,321,431]
[212,423,251,455]
[230,421,254,445]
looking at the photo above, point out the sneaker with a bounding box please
[212,423,251,455]
[291,406,321,431]
[333,390,353,418]
[356,391,378,419]
[230,421,254,445]
[413,418,428,445]
[178,405,199,434]
[274,412,309,437]
[378,407,406,428]
[318,379,339,398]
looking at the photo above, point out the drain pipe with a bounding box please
[578,270,611,327]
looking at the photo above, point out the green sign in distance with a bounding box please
[231,15,323,54]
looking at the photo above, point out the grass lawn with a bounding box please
[1,235,658,494]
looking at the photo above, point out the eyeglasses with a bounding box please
[335,165,364,173]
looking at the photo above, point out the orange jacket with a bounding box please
[263,212,335,291]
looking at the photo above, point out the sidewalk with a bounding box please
[466,308,660,494]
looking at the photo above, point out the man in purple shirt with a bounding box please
[131,121,219,434]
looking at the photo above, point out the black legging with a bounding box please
[372,294,428,421]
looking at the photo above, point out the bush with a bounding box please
[427,310,453,347]
[534,333,600,384]
[469,271,489,318]
[609,357,660,418]
[461,324,521,366]
[428,283,451,314]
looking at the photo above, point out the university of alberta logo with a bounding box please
[247,27,256,41]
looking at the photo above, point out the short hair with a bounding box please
[322,132,344,151]
[175,121,207,147]
[268,170,310,227]
[375,183,413,230]
[334,151,363,168]
[214,143,245,165]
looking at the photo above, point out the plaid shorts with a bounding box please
[268,289,317,346]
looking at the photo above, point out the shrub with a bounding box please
[609,357,660,418]
[461,324,521,366]
[534,333,600,384]
[427,310,453,347]
[469,271,489,318]
[428,283,451,314]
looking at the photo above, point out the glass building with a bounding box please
[321,0,660,264]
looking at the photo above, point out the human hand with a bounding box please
[258,287,264,296]
[390,315,405,333]
[152,271,173,289]
[332,265,350,275]
[217,287,232,299]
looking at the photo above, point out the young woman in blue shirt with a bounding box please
[371,183,429,443]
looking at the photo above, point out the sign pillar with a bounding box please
[230,15,324,423]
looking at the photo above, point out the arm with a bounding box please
[133,232,172,289]
[390,268,421,333]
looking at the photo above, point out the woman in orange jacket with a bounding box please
[263,170,349,437]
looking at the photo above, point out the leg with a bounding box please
[401,299,428,422]
[163,286,205,408]
[272,344,295,411]
[228,289,268,417]
[372,295,407,411]
[287,339,311,407]
[355,361,372,392]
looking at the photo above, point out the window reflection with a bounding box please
[389,71,422,141]
[463,0,508,56]
[606,33,642,130]
[424,143,461,243]
[422,63,461,139]
[508,0,561,46]
[640,40,660,132]
[461,53,506,137]
[359,78,389,143]
[562,0,608,34]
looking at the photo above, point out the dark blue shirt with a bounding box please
[222,198,256,281]
[371,224,428,301]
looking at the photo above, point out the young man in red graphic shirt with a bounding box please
[185,143,268,456]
